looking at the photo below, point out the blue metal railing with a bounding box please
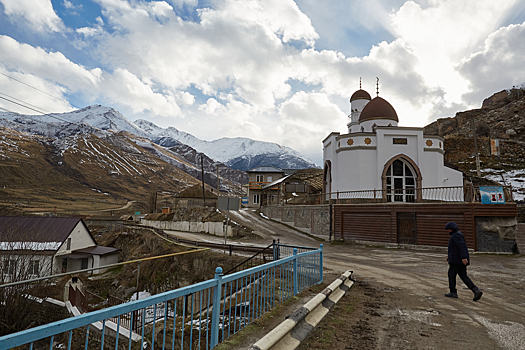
[0,245,323,350]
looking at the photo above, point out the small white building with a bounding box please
[0,216,119,280]
[323,87,463,202]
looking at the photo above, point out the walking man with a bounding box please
[445,222,483,301]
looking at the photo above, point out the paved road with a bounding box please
[166,209,525,349]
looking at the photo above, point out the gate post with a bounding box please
[319,244,323,284]
[210,267,223,348]
[293,248,298,295]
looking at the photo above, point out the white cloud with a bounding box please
[458,21,525,104]
[63,0,82,11]
[0,35,185,118]
[200,98,223,114]
[389,0,518,104]
[0,0,65,33]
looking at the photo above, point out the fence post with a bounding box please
[293,248,298,295]
[272,240,276,261]
[210,267,223,348]
[319,244,323,284]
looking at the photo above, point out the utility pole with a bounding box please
[471,115,481,176]
[216,164,220,193]
[201,153,206,207]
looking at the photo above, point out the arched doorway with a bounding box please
[382,155,422,203]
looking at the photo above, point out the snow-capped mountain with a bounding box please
[0,105,148,139]
[134,119,319,170]
[0,104,318,173]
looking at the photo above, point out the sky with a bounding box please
[1,0,525,166]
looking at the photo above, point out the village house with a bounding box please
[173,184,219,208]
[0,216,119,280]
[246,166,286,207]
[261,168,324,205]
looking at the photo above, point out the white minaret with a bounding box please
[347,78,371,133]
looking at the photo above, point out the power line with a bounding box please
[0,91,50,114]
[0,95,84,127]
[0,72,81,109]
[0,106,17,114]
[0,95,48,115]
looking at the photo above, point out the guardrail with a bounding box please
[0,245,323,350]
[224,242,318,275]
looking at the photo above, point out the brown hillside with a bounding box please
[0,127,205,213]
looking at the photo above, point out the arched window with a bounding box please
[361,126,364,132]
[385,159,416,202]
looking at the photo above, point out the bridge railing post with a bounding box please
[210,267,223,348]
[293,248,298,295]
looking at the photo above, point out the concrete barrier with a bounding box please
[141,220,233,237]
[249,270,354,350]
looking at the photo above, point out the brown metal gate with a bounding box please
[397,212,416,244]
[334,203,517,251]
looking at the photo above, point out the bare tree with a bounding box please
[0,226,54,336]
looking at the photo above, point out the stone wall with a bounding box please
[29,297,69,328]
[262,205,330,239]
[475,216,518,252]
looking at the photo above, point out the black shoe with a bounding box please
[445,292,458,298]
[473,289,483,301]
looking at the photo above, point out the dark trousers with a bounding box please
[448,263,476,293]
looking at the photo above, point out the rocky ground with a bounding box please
[167,209,525,350]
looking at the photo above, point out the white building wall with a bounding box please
[444,166,464,187]
[56,222,96,255]
[358,149,378,190]
[421,150,443,188]
[0,254,53,280]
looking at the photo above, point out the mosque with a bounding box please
[323,80,464,202]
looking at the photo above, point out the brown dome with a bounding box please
[358,96,398,122]
[350,89,371,102]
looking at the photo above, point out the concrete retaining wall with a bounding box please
[142,220,233,237]
[262,205,330,239]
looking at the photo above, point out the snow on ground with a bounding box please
[480,168,525,201]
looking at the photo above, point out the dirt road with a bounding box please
[166,209,525,349]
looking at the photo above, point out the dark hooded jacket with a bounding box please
[446,222,469,265]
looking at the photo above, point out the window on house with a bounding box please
[66,238,71,250]
[256,175,264,182]
[81,258,88,270]
[4,259,16,275]
[253,194,260,204]
[267,176,273,182]
[28,260,39,276]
